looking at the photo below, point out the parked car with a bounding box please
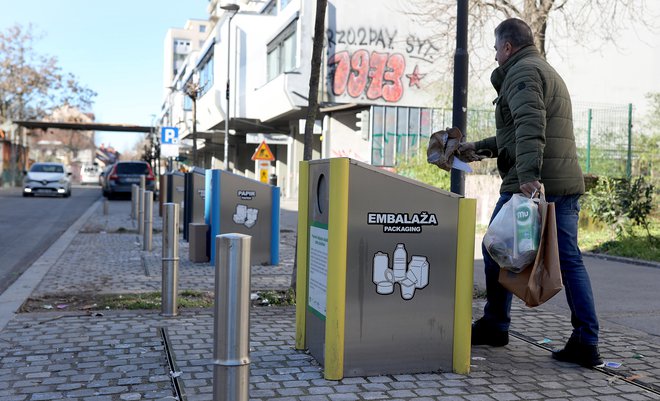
[23,162,72,197]
[102,161,155,199]
[98,163,113,188]
[80,162,101,185]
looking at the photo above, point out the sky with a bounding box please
[0,0,208,152]
[1,1,659,153]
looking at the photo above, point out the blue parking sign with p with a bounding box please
[161,127,179,145]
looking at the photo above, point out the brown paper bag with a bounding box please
[426,127,464,171]
[498,199,563,307]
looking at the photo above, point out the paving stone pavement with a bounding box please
[1,198,659,400]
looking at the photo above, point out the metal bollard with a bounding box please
[131,184,138,220]
[213,234,252,401]
[103,199,109,216]
[161,203,179,317]
[143,190,153,251]
[138,188,145,236]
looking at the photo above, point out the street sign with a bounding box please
[161,127,179,145]
[251,140,275,161]
[260,169,269,183]
[257,160,271,183]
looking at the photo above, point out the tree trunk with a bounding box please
[293,0,328,290]
[302,0,327,161]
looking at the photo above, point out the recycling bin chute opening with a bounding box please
[205,169,280,266]
[295,157,476,380]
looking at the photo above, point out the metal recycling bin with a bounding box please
[205,169,280,266]
[295,158,476,380]
[183,167,206,241]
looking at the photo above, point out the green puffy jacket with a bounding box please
[474,45,585,196]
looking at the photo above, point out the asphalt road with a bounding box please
[0,185,101,295]
[473,248,660,342]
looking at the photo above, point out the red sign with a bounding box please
[251,141,275,161]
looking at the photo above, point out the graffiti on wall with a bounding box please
[326,26,440,104]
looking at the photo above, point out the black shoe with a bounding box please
[552,338,604,368]
[471,318,509,347]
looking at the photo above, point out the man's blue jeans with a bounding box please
[481,193,600,345]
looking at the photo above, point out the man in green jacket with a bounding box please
[459,18,602,368]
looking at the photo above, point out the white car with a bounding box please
[23,162,72,197]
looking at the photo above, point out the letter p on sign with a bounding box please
[160,127,179,145]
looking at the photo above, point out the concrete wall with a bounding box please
[323,110,371,163]
[465,174,501,227]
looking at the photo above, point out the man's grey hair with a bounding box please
[495,18,535,48]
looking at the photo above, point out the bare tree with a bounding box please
[28,106,96,164]
[303,0,328,161]
[406,0,658,80]
[0,24,96,123]
[292,0,328,290]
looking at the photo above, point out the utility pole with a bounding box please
[450,0,468,196]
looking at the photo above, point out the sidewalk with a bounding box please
[0,198,659,401]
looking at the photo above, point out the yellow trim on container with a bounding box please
[453,197,477,374]
[295,161,310,350]
[324,158,350,380]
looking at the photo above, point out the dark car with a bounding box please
[102,161,156,199]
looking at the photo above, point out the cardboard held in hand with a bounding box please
[426,127,464,172]
[498,198,563,307]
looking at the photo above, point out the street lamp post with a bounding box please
[185,73,201,167]
[221,3,240,171]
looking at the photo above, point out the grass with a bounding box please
[477,216,660,263]
[578,220,660,262]
[20,289,298,313]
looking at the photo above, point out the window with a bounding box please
[280,0,292,10]
[266,20,297,81]
[371,106,439,167]
[199,25,206,33]
[198,49,214,97]
[262,0,276,15]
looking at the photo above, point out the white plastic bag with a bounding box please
[484,194,541,273]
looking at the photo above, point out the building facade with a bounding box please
[160,0,448,198]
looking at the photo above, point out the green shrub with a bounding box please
[395,148,451,191]
[583,175,656,239]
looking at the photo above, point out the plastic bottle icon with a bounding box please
[372,252,394,295]
[392,244,407,282]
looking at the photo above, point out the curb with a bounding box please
[0,198,102,333]
[583,252,660,269]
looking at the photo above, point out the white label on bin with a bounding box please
[232,204,259,228]
[372,243,430,300]
[308,225,329,318]
[367,211,438,233]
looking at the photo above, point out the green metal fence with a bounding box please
[451,102,639,178]
[367,102,655,182]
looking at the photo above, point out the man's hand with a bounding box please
[457,142,485,162]
[520,180,542,197]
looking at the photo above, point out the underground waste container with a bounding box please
[295,157,476,379]
[183,167,206,241]
[205,168,280,266]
